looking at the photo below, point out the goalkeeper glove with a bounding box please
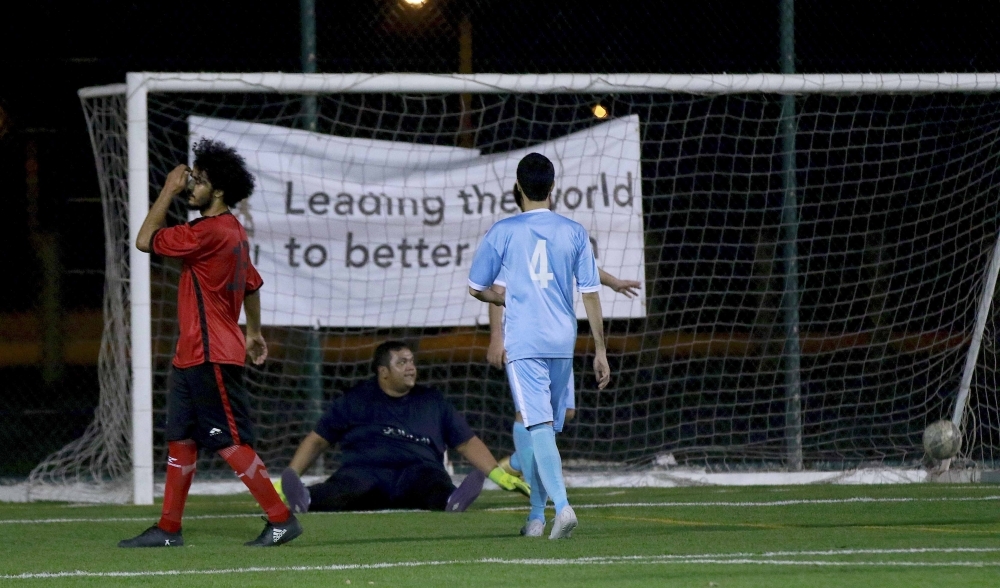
[489,466,530,497]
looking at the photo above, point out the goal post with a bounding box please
[125,75,155,506]
[951,231,1000,426]
[16,72,1000,505]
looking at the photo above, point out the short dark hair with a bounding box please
[516,153,555,201]
[192,138,256,207]
[371,340,411,374]
[512,183,524,211]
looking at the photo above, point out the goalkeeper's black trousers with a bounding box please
[307,463,456,511]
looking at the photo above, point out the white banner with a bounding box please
[188,115,646,327]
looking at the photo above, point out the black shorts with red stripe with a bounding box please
[166,363,256,451]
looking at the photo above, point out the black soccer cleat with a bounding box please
[245,514,302,547]
[118,525,184,548]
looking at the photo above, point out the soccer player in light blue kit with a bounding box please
[468,153,611,539]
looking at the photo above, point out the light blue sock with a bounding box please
[509,452,521,472]
[529,423,569,514]
[526,451,547,522]
[513,421,546,522]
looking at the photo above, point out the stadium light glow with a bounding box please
[402,0,428,7]
[592,104,609,119]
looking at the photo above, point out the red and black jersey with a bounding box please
[152,212,263,368]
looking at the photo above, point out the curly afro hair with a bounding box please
[192,138,255,206]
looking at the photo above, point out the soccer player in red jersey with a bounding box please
[119,139,301,548]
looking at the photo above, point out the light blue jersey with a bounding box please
[469,209,600,361]
[493,267,577,414]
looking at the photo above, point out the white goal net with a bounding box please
[17,73,1000,503]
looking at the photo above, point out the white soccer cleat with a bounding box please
[548,506,577,539]
[520,518,545,537]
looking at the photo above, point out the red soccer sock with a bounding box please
[158,440,198,534]
[219,444,290,524]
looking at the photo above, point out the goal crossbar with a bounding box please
[125,72,1000,96]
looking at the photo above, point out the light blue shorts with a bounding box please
[506,358,574,432]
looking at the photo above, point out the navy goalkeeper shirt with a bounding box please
[314,379,475,470]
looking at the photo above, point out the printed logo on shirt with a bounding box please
[382,426,431,446]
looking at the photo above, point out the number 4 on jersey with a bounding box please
[529,239,554,288]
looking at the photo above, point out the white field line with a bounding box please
[5,548,1000,579]
[637,560,1000,567]
[3,494,1000,525]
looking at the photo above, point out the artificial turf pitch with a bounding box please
[2,483,999,587]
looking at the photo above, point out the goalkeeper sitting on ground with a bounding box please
[278,340,528,514]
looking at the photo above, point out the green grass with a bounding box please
[3,484,1000,586]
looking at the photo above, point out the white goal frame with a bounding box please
[88,72,1000,504]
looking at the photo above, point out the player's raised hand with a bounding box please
[593,351,610,390]
[162,164,191,196]
[247,333,268,365]
[609,278,642,298]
